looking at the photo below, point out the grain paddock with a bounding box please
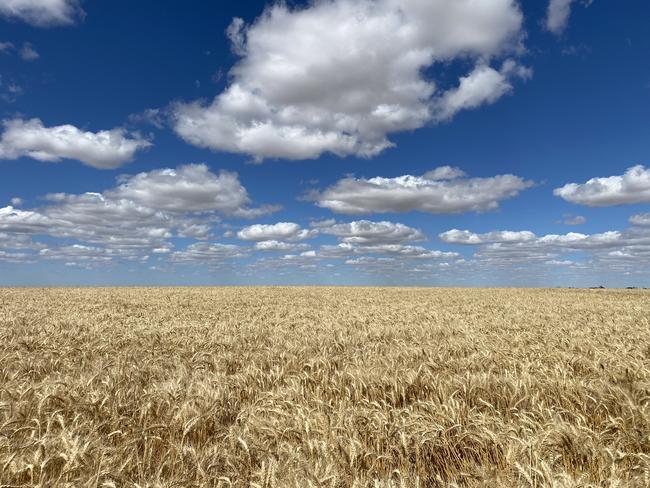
[1,287,649,486]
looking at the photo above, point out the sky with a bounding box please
[0,0,649,287]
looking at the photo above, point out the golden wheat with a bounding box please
[0,287,649,487]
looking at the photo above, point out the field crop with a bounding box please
[1,287,649,487]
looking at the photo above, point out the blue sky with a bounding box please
[0,0,649,286]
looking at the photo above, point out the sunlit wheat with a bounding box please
[0,287,648,486]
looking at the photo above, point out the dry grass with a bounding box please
[1,287,649,487]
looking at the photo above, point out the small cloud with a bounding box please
[561,44,591,57]
[211,69,224,84]
[19,42,39,61]
[562,214,586,225]
[0,41,15,54]
[128,108,166,130]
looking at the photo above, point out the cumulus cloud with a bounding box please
[172,0,527,161]
[248,217,460,276]
[171,242,248,264]
[39,244,113,268]
[554,165,650,206]
[0,0,83,26]
[317,242,459,261]
[0,164,276,260]
[440,224,650,274]
[434,61,531,121]
[312,167,533,215]
[109,164,277,217]
[318,220,424,245]
[0,249,30,263]
[254,240,311,252]
[443,228,630,251]
[545,0,593,36]
[314,220,458,260]
[439,229,536,245]
[237,222,317,242]
[545,0,574,35]
[0,41,13,53]
[562,214,586,225]
[0,41,40,61]
[0,118,151,169]
[19,42,39,60]
[630,213,650,227]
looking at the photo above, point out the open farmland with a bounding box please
[1,287,649,487]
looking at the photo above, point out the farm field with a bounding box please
[1,287,649,487]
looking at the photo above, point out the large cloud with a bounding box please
[0,0,83,26]
[312,166,533,214]
[554,165,650,207]
[172,0,527,161]
[0,118,151,169]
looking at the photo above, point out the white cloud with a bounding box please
[630,213,650,227]
[0,0,83,26]
[0,230,41,250]
[0,41,14,53]
[422,166,466,180]
[0,249,30,262]
[109,164,276,216]
[439,229,536,245]
[171,242,248,264]
[39,244,113,267]
[237,222,316,242]
[254,240,311,252]
[562,214,586,225]
[318,220,424,245]
[312,167,533,215]
[315,242,459,263]
[546,259,576,266]
[545,0,574,35]
[0,118,151,169]
[172,0,526,161]
[434,61,531,121]
[0,165,276,259]
[546,0,593,36]
[247,217,460,275]
[440,225,650,273]
[554,165,650,206]
[19,42,39,61]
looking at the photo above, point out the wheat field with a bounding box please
[0,287,649,487]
